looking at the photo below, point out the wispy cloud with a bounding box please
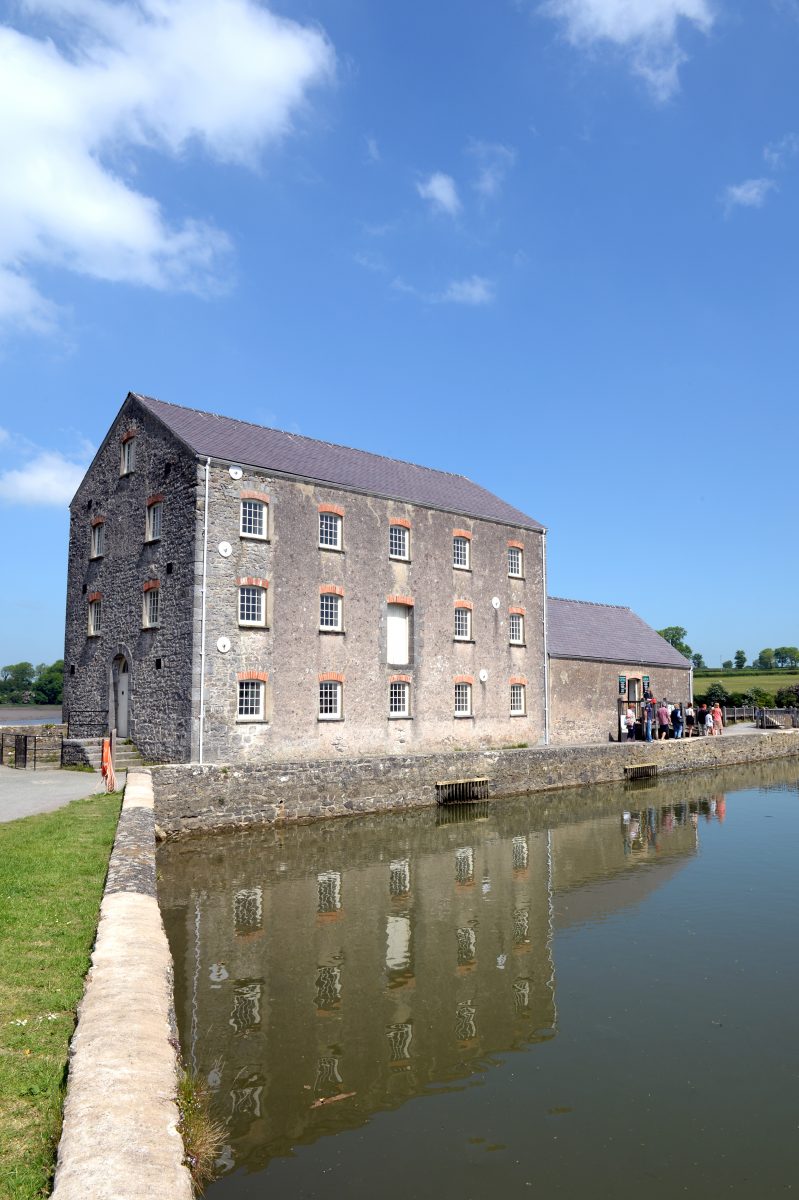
[722,178,777,213]
[763,132,799,171]
[416,172,461,216]
[539,0,713,100]
[468,141,517,199]
[353,250,387,273]
[0,0,335,335]
[365,135,381,163]
[392,274,495,306]
[0,443,93,507]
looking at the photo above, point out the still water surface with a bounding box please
[159,760,799,1198]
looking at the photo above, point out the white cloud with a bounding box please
[468,141,517,198]
[540,0,713,100]
[0,427,9,445]
[722,178,776,212]
[416,172,461,216]
[438,276,495,305]
[764,133,799,171]
[365,135,380,163]
[0,450,90,506]
[353,250,387,273]
[0,0,335,333]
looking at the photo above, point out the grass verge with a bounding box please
[0,791,122,1200]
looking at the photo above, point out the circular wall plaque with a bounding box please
[229,465,243,480]
[217,636,231,654]
[479,669,489,683]
[218,541,232,557]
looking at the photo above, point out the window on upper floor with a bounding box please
[239,586,266,627]
[389,523,409,561]
[510,683,526,715]
[146,501,163,542]
[120,437,136,475]
[454,681,472,717]
[320,592,343,632]
[238,680,264,721]
[387,603,411,664]
[508,546,523,578]
[87,598,102,636]
[90,522,105,559]
[454,606,472,641]
[389,680,410,718]
[509,612,525,645]
[319,511,342,550]
[142,586,160,629]
[453,534,470,570]
[319,679,342,720]
[240,500,267,539]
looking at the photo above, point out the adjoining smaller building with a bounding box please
[547,597,692,744]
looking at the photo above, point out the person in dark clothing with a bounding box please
[671,704,684,739]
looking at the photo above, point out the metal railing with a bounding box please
[0,732,64,769]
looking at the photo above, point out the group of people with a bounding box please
[624,694,724,742]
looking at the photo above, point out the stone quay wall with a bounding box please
[152,729,799,835]
[52,772,192,1200]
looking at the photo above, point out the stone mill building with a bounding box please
[63,392,691,763]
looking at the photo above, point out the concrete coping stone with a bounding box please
[52,770,192,1200]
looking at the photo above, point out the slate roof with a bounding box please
[547,597,692,669]
[133,393,544,532]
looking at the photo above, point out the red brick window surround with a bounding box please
[90,515,105,527]
[87,591,102,603]
[241,490,271,503]
[389,674,412,684]
[240,493,269,539]
[237,672,268,722]
[238,670,269,682]
[454,676,473,717]
[145,496,163,542]
[238,579,268,627]
[319,505,343,551]
[510,675,528,685]
[510,679,527,716]
[453,530,471,570]
[389,676,411,718]
[386,594,414,606]
[320,584,345,596]
[90,518,105,558]
[319,674,344,720]
[507,541,524,578]
[454,674,474,685]
[142,580,160,628]
[509,609,525,645]
[142,580,160,592]
[320,586,344,631]
[389,519,411,560]
[318,503,345,516]
[454,602,472,641]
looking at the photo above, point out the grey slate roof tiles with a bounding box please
[133,393,544,531]
[547,597,691,669]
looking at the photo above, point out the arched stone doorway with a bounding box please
[111,655,130,737]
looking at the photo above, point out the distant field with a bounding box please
[693,671,799,695]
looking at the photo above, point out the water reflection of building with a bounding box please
[159,788,711,1184]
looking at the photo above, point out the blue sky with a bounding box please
[0,0,796,669]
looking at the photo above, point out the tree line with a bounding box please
[657,628,799,672]
[0,661,63,706]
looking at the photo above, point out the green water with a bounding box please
[158,758,799,1198]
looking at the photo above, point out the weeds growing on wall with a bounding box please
[177,1064,225,1194]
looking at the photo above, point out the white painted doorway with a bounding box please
[112,656,130,737]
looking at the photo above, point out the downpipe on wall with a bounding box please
[198,456,211,765]
[542,529,550,746]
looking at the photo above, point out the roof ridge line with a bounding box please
[549,595,631,611]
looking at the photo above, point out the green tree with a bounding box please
[692,653,706,669]
[705,682,728,705]
[33,660,64,705]
[657,626,692,658]
[784,646,799,668]
[776,683,799,708]
[0,662,36,703]
[722,659,733,670]
[774,647,792,668]
[754,648,775,670]
[734,650,747,670]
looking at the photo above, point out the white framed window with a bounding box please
[320,592,343,631]
[120,437,136,475]
[510,683,526,715]
[454,607,472,641]
[319,680,342,720]
[87,599,101,636]
[389,680,410,717]
[146,501,163,542]
[239,586,266,626]
[454,682,472,716]
[240,500,266,539]
[509,613,525,644]
[238,680,264,721]
[453,535,470,570]
[319,512,342,550]
[508,546,523,577]
[143,587,160,628]
[387,603,411,664]
[389,524,409,560]
[90,522,105,558]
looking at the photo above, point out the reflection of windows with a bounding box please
[387,1022,413,1062]
[389,858,410,896]
[233,887,262,934]
[455,846,474,885]
[513,978,531,1013]
[315,964,342,1010]
[230,1082,263,1120]
[386,914,412,971]
[512,835,529,871]
[317,870,342,913]
[229,981,262,1033]
[456,926,477,966]
[314,1056,343,1093]
[455,1001,477,1041]
[513,906,530,945]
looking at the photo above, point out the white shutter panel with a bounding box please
[387,604,410,665]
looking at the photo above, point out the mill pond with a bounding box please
[158,759,799,1199]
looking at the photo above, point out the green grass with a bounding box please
[694,671,799,695]
[0,792,122,1199]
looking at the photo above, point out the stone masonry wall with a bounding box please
[63,395,197,762]
[152,728,799,834]
[549,657,691,744]
[194,460,547,763]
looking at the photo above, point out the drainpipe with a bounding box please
[198,457,211,765]
[541,530,550,746]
